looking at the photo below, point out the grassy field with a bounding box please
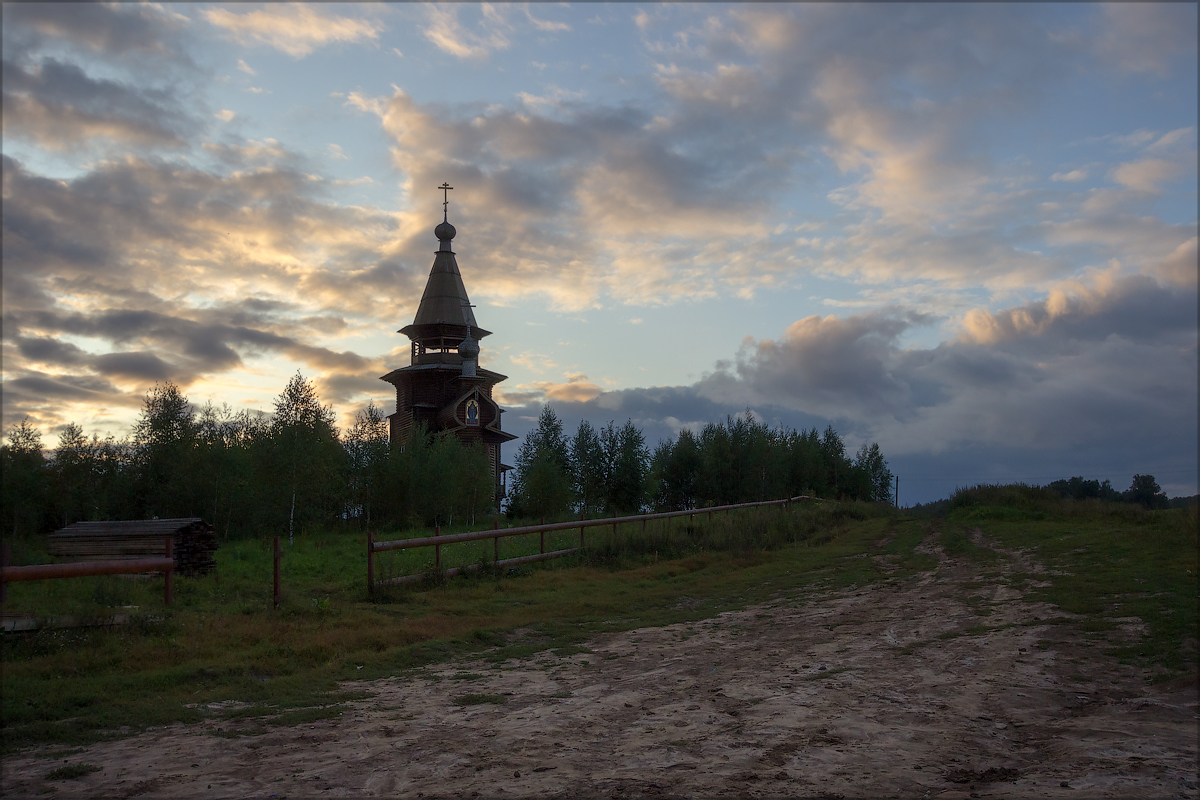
[2,495,1195,755]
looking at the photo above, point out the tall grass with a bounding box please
[946,482,1185,524]
[581,501,892,565]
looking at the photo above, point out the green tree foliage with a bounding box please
[51,423,94,527]
[508,405,573,520]
[343,402,390,526]
[695,418,736,505]
[48,425,140,527]
[4,375,499,538]
[372,423,428,528]
[783,427,826,497]
[852,442,894,504]
[603,420,649,513]
[1046,474,1171,510]
[642,413,889,509]
[819,425,848,497]
[16,377,1184,541]
[666,428,701,508]
[131,381,197,519]
[193,402,270,537]
[345,420,495,531]
[569,420,606,515]
[1124,474,1168,509]
[1047,476,1122,502]
[420,432,494,528]
[268,373,343,542]
[1,418,48,535]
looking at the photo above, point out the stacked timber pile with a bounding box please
[48,518,218,576]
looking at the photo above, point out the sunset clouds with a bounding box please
[203,4,382,58]
[2,4,1195,500]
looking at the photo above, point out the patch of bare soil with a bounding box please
[5,531,1196,798]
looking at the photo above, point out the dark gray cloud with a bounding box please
[3,371,124,405]
[0,367,139,439]
[2,3,198,151]
[1,154,404,312]
[3,3,189,63]
[10,306,374,376]
[316,372,392,408]
[2,300,382,434]
[2,56,190,149]
[92,352,174,382]
[499,274,1197,503]
[697,309,936,419]
[657,4,1064,136]
[1,135,407,435]
[960,275,1198,353]
[14,335,89,367]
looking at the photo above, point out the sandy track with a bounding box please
[5,530,1196,799]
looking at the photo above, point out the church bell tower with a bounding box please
[380,185,515,502]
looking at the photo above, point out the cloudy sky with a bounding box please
[2,3,1196,502]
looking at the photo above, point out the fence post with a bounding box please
[435,525,441,572]
[540,517,545,555]
[612,510,617,537]
[493,519,499,564]
[274,536,283,607]
[163,536,173,606]
[1,541,9,604]
[580,510,586,550]
[365,532,372,602]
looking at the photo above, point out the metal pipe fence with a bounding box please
[0,536,175,605]
[368,496,810,596]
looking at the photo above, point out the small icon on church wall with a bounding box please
[466,398,480,425]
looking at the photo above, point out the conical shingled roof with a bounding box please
[399,220,490,340]
[410,249,478,329]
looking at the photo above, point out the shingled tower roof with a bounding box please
[399,207,490,340]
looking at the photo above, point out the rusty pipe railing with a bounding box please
[1,536,175,605]
[368,496,811,591]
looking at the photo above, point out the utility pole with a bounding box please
[894,475,899,509]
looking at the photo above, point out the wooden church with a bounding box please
[380,186,515,504]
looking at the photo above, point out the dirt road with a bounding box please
[6,530,1196,798]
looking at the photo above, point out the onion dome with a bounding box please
[435,220,456,242]
[458,330,480,360]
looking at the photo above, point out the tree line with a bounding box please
[1047,474,1176,509]
[2,378,895,538]
[506,405,894,520]
[0,376,494,539]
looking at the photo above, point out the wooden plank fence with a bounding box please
[1,537,175,606]
[368,496,811,596]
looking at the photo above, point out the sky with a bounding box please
[2,2,1197,504]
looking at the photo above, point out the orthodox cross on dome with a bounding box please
[439,181,453,221]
